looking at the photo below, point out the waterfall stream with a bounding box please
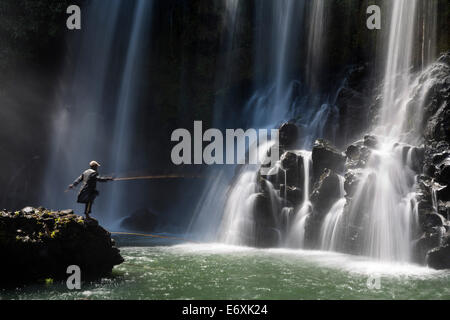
[320,175,345,251]
[286,151,312,248]
[202,0,441,265]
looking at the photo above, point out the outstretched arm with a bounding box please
[69,174,83,189]
[97,175,114,182]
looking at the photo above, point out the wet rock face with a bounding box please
[312,139,346,181]
[0,207,123,286]
[279,185,302,207]
[345,142,371,170]
[280,151,306,190]
[120,208,158,233]
[278,122,299,148]
[400,145,425,174]
[336,64,375,148]
[363,135,378,149]
[411,53,450,267]
[305,169,343,248]
[436,157,450,184]
[252,193,279,248]
[427,244,450,270]
[310,169,342,216]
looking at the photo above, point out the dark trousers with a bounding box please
[85,201,93,215]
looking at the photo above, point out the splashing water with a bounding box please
[345,0,438,262]
[320,175,346,251]
[286,151,312,248]
[188,0,335,241]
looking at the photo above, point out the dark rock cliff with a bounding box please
[0,207,123,286]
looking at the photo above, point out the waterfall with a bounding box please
[185,0,243,240]
[342,0,437,262]
[286,151,312,248]
[378,0,419,139]
[419,0,438,69]
[41,0,153,225]
[190,0,340,244]
[246,0,308,127]
[320,175,345,251]
[105,0,154,224]
[41,1,122,212]
[305,0,327,91]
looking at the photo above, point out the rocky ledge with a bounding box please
[0,207,124,286]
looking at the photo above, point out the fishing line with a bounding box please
[110,231,198,243]
[113,174,203,181]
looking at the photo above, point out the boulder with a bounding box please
[363,135,378,149]
[0,208,123,286]
[344,168,365,197]
[421,213,445,230]
[312,139,346,180]
[437,185,450,202]
[345,143,371,169]
[436,157,450,184]
[252,193,279,248]
[427,245,450,270]
[413,231,443,264]
[310,169,343,216]
[280,151,307,188]
[278,122,299,148]
[437,52,450,66]
[305,169,344,248]
[400,145,425,173]
[279,185,303,206]
[335,64,373,148]
[120,208,158,233]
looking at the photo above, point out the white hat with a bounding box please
[89,160,101,168]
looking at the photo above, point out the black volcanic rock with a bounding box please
[363,135,378,149]
[427,244,450,270]
[278,122,299,148]
[252,193,279,248]
[310,169,342,216]
[120,208,158,233]
[312,139,346,180]
[280,151,307,189]
[0,207,123,286]
[305,169,343,248]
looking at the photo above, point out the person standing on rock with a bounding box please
[68,161,114,219]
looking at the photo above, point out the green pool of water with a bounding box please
[2,244,450,300]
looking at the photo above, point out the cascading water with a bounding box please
[286,151,312,248]
[41,1,123,213]
[184,0,243,240]
[305,0,327,92]
[189,0,341,246]
[320,175,345,251]
[105,0,154,225]
[191,0,441,264]
[378,0,419,139]
[339,0,437,262]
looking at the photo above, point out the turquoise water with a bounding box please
[2,242,450,300]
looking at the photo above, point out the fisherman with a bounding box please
[68,161,114,219]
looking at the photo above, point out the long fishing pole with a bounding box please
[109,231,199,243]
[64,174,204,192]
[113,174,203,181]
